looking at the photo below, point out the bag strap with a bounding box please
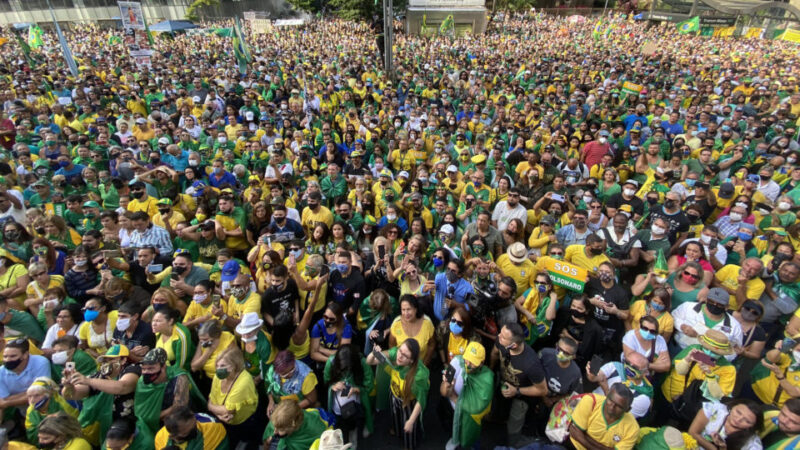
[772,366,789,407]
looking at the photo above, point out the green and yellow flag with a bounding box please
[28,24,43,49]
[440,14,454,35]
[678,16,700,34]
[592,21,605,40]
[233,16,251,75]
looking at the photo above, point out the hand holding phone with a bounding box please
[147,263,163,273]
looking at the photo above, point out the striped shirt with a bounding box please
[129,224,173,256]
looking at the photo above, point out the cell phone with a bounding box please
[551,193,564,203]
[444,365,456,383]
[709,238,718,249]
[147,263,163,273]
[466,199,474,208]
[171,272,180,281]
[212,294,221,306]
[65,361,75,372]
[378,245,386,260]
[781,337,796,353]
[691,350,717,367]
[341,384,351,397]
[372,349,391,367]
[589,355,604,376]
[104,250,122,259]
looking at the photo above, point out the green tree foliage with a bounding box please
[185,0,220,21]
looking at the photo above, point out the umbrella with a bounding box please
[148,20,198,33]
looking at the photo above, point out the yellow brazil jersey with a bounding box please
[714,264,765,310]
[127,196,159,218]
[183,298,228,326]
[301,205,334,233]
[152,210,186,230]
[751,353,800,408]
[496,254,536,297]
[155,421,227,450]
[570,394,639,450]
[226,291,261,322]
[564,244,610,276]
[215,207,249,251]
[629,300,674,336]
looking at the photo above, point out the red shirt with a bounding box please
[582,140,610,169]
[0,119,15,150]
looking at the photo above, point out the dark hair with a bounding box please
[54,303,82,324]
[499,276,517,293]
[720,398,764,450]
[106,419,136,441]
[504,323,525,344]
[164,406,195,434]
[448,257,465,274]
[196,279,216,292]
[649,287,672,312]
[399,294,423,319]
[609,383,634,409]
[153,306,180,323]
[786,397,800,416]
[271,264,288,278]
[330,343,364,387]
[53,335,79,350]
[586,233,604,245]
[449,304,473,338]
[640,315,660,334]
[400,338,421,405]
[272,311,294,350]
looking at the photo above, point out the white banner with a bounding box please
[118,1,145,30]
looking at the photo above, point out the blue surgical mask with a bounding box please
[737,232,753,241]
[686,179,696,187]
[449,321,463,335]
[639,329,656,340]
[432,257,443,268]
[84,309,100,322]
[58,160,70,168]
[290,249,303,259]
[702,348,718,358]
[336,263,349,273]
[34,397,48,410]
[650,302,665,312]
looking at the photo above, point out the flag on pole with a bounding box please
[592,21,605,40]
[440,14,454,35]
[47,5,79,77]
[13,28,33,66]
[677,16,700,34]
[232,16,251,75]
[654,249,669,280]
[28,24,44,49]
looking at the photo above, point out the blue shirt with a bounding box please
[54,163,86,182]
[623,114,648,131]
[310,319,353,350]
[433,272,474,321]
[161,150,190,172]
[207,170,238,188]
[0,354,51,398]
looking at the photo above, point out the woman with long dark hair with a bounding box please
[367,338,430,450]
[688,398,763,450]
[31,237,67,276]
[324,343,374,445]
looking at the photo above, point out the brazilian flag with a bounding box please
[440,14,454,35]
[233,16,251,75]
[28,24,44,49]
[678,16,700,34]
[592,21,605,40]
[452,358,494,448]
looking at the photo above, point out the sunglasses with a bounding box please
[450,318,464,327]
[550,252,563,256]
[683,270,700,279]
[641,326,657,334]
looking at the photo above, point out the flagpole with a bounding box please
[45,0,79,77]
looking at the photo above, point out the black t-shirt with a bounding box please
[539,348,583,396]
[113,319,156,351]
[496,341,545,390]
[605,193,644,217]
[585,278,630,338]
[327,268,367,313]
[89,363,141,420]
[650,207,691,242]
[684,195,714,221]
[261,279,301,319]
[127,262,163,295]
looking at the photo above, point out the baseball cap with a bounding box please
[746,174,760,183]
[463,342,486,366]
[82,201,100,209]
[101,344,130,360]
[471,154,487,165]
[158,137,170,145]
[440,224,455,235]
[156,198,173,206]
[598,130,610,137]
[221,260,240,282]
[398,171,410,179]
[141,348,167,365]
[446,165,458,173]
[135,118,146,125]
[706,288,730,306]
[718,182,735,199]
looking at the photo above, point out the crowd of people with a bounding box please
[0,8,798,450]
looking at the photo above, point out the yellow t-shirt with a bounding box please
[183,298,228,325]
[564,245,610,276]
[752,353,800,408]
[154,422,227,450]
[301,205,334,232]
[496,254,536,297]
[570,394,639,450]
[390,316,435,359]
[0,264,29,307]
[629,300,674,336]
[152,211,186,230]
[199,332,236,379]
[77,310,119,354]
[225,292,261,322]
[446,333,469,362]
[25,276,65,300]
[714,264,766,310]
[61,438,92,450]
[155,324,191,368]
[127,196,159,218]
[209,369,258,425]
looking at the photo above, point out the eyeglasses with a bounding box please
[450,318,464,327]
[323,315,337,322]
[556,346,573,356]
[508,193,520,198]
[590,205,602,209]
[683,271,700,279]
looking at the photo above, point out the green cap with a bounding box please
[82,201,100,209]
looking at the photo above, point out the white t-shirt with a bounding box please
[491,201,527,232]
[700,402,762,449]
[42,323,80,349]
[621,329,668,362]
[593,362,651,418]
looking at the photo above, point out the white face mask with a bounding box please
[386,213,397,221]
[729,212,743,222]
[189,160,199,167]
[116,317,131,332]
[74,259,87,267]
[52,350,69,365]
[651,225,666,236]
[599,137,607,144]
[623,188,636,197]
[779,202,792,211]
[193,294,207,303]
[583,195,593,204]
[218,136,227,144]
[700,234,712,244]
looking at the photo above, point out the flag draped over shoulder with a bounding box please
[233,16,251,75]
[452,362,494,448]
[678,16,699,34]
[28,24,43,49]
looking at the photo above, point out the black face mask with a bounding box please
[647,197,659,205]
[143,371,161,384]
[664,200,677,209]
[4,358,22,370]
[131,191,145,199]
[589,247,604,256]
[173,266,187,275]
[158,208,170,215]
[687,214,701,223]
[570,309,586,319]
[706,303,726,316]
[151,158,160,165]
[174,426,199,444]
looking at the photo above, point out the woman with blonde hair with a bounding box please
[141,287,185,323]
[262,399,329,450]
[208,346,261,449]
[43,215,81,252]
[24,261,65,317]
[37,411,91,450]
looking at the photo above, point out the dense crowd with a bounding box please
[0,9,798,450]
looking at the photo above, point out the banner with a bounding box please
[543,259,587,292]
[782,29,800,43]
[713,26,735,37]
[118,1,145,30]
[744,27,763,39]
[621,81,643,95]
[251,19,273,34]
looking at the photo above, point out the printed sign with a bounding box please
[543,259,587,292]
[119,1,145,30]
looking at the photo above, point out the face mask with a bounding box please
[737,232,753,241]
[193,294,207,303]
[143,370,160,384]
[449,320,463,335]
[472,245,485,254]
[582,195,593,204]
[52,350,69,365]
[664,200,677,209]
[35,247,48,256]
[116,317,131,331]
[432,257,443,268]
[740,307,759,322]
[189,160,199,167]
[599,272,614,283]
[590,247,604,256]
[556,351,574,363]
[702,348,718,359]
[623,188,636,197]
[779,202,792,211]
[651,225,665,235]
[215,368,229,379]
[74,259,87,267]
[789,157,797,164]
[728,212,742,222]
[537,283,548,293]
[290,249,303,259]
[686,179,696,187]
[336,263,349,273]
[173,265,187,275]
[446,270,459,283]
[218,136,227,144]
[651,301,665,312]
[570,309,585,319]
[213,167,222,175]
[599,137,607,144]
[386,213,396,221]
[84,309,100,322]
[639,329,656,340]
[706,302,726,316]
[230,286,247,298]
[196,213,207,222]
[58,160,70,168]
[131,190,144,199]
